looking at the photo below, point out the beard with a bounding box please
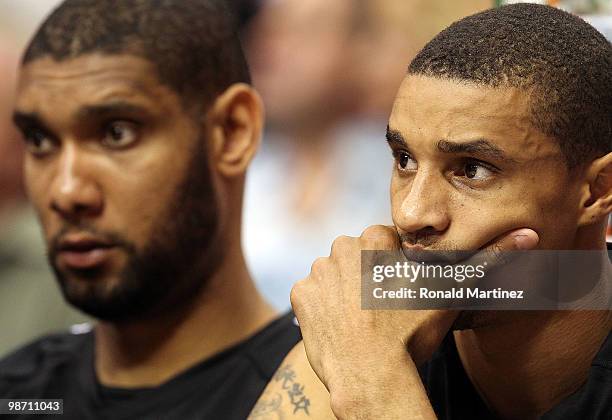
[48,140,223,322]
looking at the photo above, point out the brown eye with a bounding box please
[24,129,56,156]
[394,150,417,171]
[465,163,478,179]
[102,121,139,149]
[459,162,493,180]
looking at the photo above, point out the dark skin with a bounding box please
[15,53,276,387]
[250,75,612,419]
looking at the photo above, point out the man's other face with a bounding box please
[15,54,220,321]
[388,75,583,255]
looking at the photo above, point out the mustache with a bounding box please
[398,233,481,264]
[49,223,135,256]
[399,232,450,249]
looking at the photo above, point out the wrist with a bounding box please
[326,349,427,419]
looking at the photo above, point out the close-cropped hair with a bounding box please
[409,3,612,169]
[23,0,251,108]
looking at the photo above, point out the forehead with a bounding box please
[16,54,180,116]
[389,75,561,160]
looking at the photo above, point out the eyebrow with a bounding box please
[437,139,516,163]
[75,102,152,120]
[386,126,516,164]
[385,126,407,149]
[13,102,152,131]
[13,111,47,131]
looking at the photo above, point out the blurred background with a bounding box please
[0,0,611,357]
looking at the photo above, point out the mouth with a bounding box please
[56,235,117,270]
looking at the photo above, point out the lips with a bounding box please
[401,243,475,265]
[56,235,116,270]
[401,243,458,264]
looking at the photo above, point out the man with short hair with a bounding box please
[251,4,611,419]
[0,1,300,418]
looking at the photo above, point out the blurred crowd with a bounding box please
[1,0,611,356]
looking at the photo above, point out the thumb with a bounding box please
[467,228,539,269]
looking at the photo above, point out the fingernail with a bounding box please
[513,232,538,250]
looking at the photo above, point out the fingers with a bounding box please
[467,228,539,269]
[293,225,397,330]
[503,228,539,251]
[359,225,400,251]
[330,235,354,257]
[326,226,398,260]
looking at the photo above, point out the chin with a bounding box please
[59,280,146,322]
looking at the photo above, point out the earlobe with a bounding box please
[577,152,612,226]
[208,83,263,177]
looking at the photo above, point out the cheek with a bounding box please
[389,174,401,209]
[102,145,191,244]
[449,176,581,249]
[498,179,581,248]
[24,160,52,227]
[389,172,412,221]
[390,167,581,250]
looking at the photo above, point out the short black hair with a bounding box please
[23,0,251,108]
[408,3,612,169]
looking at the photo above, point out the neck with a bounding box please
[94,239,276,388]
[455,311,611,419]
[455,236,611,419]
[454,231,612,419]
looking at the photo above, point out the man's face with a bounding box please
[388,75,584,255]
[15,54,221,321]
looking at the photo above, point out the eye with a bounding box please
[23,129,56,157]
[101,121,140,149]
[457,161,495,181]
[394,150,417,171]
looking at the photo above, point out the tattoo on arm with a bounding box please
[249,364,311,419]
[249,392,284,419]
[274,364,311,415]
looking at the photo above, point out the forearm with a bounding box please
[328,351,436,420]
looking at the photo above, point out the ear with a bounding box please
[207,83,264,177]
[577,152,612,227]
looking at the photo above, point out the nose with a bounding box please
[49,144,103,221]
[393,168,450,237]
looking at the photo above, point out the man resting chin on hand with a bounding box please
[250,4,612,419]
[250,226,539,420]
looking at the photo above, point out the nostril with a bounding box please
[50,200,102,220]
[73,203,92,214]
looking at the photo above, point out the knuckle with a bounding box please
[289,286,299,309]
[330,235,354,255]
[361,224,390,239]
[290,280,307,309]
[360,225,396,249]
[310,257,328,276]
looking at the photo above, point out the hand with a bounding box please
[291,225,539,417]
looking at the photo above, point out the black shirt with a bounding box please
[419,331,612,419]
[0,312,300,420]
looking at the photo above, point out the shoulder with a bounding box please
[244,312,302,380]
[0,326,92,392]
[248,341,335,419]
